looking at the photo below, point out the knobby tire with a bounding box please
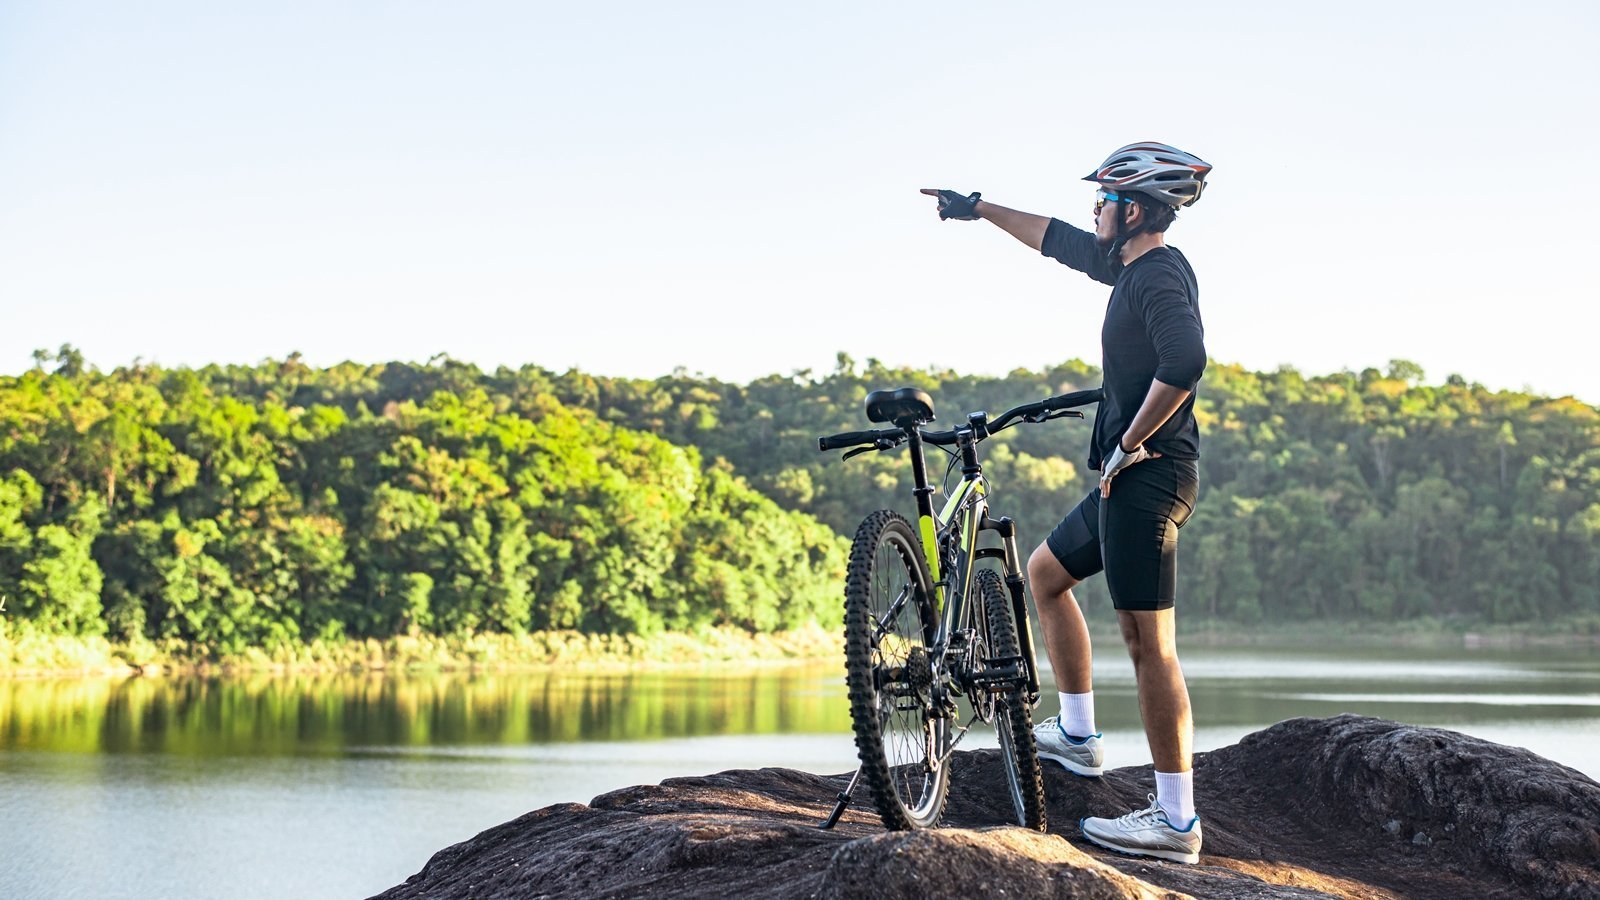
[977,569,1048,832]
[843,510,950,830]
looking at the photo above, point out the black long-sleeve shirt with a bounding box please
[1039,218,1206,471]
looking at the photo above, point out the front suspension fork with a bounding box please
[985,514,1042,703]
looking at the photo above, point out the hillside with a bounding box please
[3,348,1598,658]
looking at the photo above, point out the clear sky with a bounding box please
[3,1,1598,401]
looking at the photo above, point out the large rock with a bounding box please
[373,715,1600,899]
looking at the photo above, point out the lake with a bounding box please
[2,642,1597,899]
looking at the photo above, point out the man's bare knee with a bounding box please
[1027,542,1078,602]
[1120,610,1180,670]
[1117,611,1141,667]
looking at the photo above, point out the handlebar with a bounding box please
[817,388,1103,453]
[817,427,904,452]
[1041,388,1105,413]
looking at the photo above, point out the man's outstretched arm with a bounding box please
[920,188,1050,251]
[977,200,1051,251]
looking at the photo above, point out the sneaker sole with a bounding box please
[1078,823,1199,865]
[1037,751,1103,777]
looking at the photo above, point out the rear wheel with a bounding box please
[843,510,950,830]
[977,569,1048,831]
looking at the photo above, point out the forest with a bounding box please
[3,345,1597,658]
[0,347,845,653]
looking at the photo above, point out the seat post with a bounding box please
[906,428,935,521]
[905,428,943,603]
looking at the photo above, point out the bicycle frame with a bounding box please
[814,387,1100,830]
[903,428,1042,701]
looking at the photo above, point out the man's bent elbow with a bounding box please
[1155,354,1206,392]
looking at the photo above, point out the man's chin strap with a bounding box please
[1104,195,1166,268]
[1105,196,1131,268]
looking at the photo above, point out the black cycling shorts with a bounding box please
[1045,456,1199,612]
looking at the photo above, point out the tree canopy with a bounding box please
[481,352,1600,626]
[3,347,1596,653]
[0,348,845,651]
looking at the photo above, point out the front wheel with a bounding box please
[977,568,1047,831]
[843,510,950,830]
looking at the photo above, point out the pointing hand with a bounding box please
[920,188,982,221]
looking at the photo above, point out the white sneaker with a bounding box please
[1080,793,1202,864]
[1032,716,1104,776]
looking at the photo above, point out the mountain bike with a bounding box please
[815,385,1103,832]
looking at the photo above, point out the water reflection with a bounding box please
[0,666,854,757]
[1271,692,1600,707]
[4,648,1598,761]
[2,647,1598,900]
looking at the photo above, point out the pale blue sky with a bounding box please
[3,1,1598,400]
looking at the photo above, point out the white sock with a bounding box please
[1155,770,1195,825]
[1057,691,1096,738]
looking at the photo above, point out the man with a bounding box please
[922,142,1211,864]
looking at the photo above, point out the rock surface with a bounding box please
[373,715,1600,899]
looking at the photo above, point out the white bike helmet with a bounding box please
[1084,142,1212,209]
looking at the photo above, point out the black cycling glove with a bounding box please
[932,190,982,221]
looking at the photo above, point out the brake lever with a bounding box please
[1021,410,1085,424]
[841,437,903,461]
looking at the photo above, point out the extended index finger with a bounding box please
[920,188,941,196]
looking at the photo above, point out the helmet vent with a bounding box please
[1082,141,1212,209]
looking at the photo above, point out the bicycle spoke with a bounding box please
[832,393,1094,832]
[870,585,912,648]
[843,511,951,830]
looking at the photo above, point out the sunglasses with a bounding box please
[1094,190,1125,213]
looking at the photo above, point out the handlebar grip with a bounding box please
[1042,388,1104,412]
[818,428,896,452]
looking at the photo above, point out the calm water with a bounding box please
[3,643,1597,900]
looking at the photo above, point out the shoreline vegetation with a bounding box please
[0,621,843,678]
[5,615,1596,679]
[3,350,1597,679]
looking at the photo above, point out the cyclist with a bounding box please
[922,141,1211,864]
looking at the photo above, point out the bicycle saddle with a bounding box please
[865,387,936,427]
